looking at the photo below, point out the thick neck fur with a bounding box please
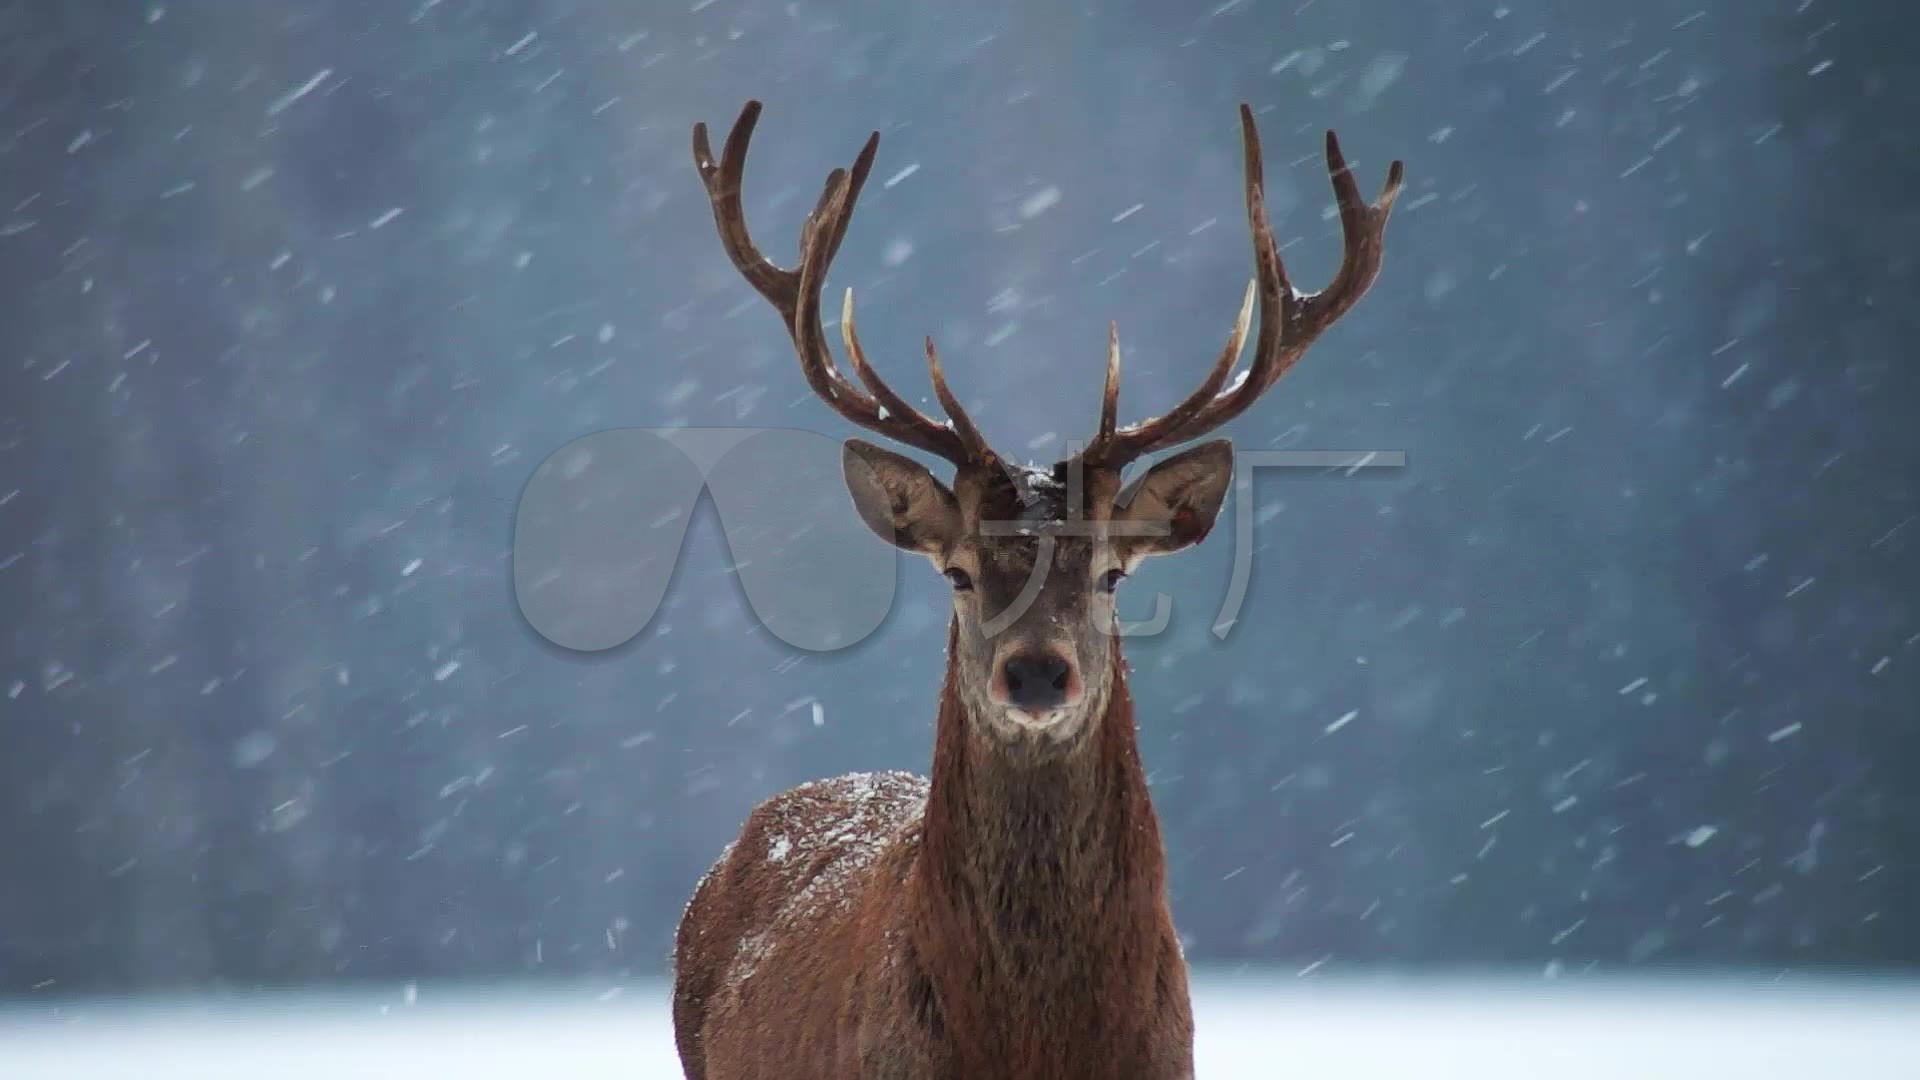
[906,623,1172,1076]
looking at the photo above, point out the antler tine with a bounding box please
[1087,103,1403,464]
[839,287,911,415]
[840,289,989,462]
[692,101,980,468]
[796,170,978,464]
[922,337,993,462]
[692,101,787,303]
[1308,128,1404,331]
[821,131,880,277]
[1084,278,1256,467]
[1094,322,1121,448]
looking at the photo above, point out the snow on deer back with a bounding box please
[672,770,930,1071]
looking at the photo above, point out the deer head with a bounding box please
[692,101,1402,754]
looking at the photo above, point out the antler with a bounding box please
[692,100,994,468]
[1083,103,1405,469]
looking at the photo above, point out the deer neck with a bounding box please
[906,623,1172,1065]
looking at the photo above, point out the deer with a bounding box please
[670,99,1403,1080]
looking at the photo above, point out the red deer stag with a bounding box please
[672,99,1403,1079]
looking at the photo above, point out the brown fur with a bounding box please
[675,95,1403,1079]
[672,627,1193,1079]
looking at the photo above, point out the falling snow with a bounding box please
[0,3,1912,1059]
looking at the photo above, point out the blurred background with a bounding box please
[1,0,1916,1053]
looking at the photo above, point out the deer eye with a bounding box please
[944,567,974,592]
[1098,568,1127,593]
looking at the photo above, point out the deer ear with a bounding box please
[842,439,962,555]
[1112,439,1234,559]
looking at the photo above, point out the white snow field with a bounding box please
[2,969,1916,1078]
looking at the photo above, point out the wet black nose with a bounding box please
[1002,653,1073,711]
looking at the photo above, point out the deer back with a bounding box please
[672,770,930,1077]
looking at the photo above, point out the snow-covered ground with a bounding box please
[4,970,1916,1078]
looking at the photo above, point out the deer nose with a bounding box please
[1001,652,1076,712]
